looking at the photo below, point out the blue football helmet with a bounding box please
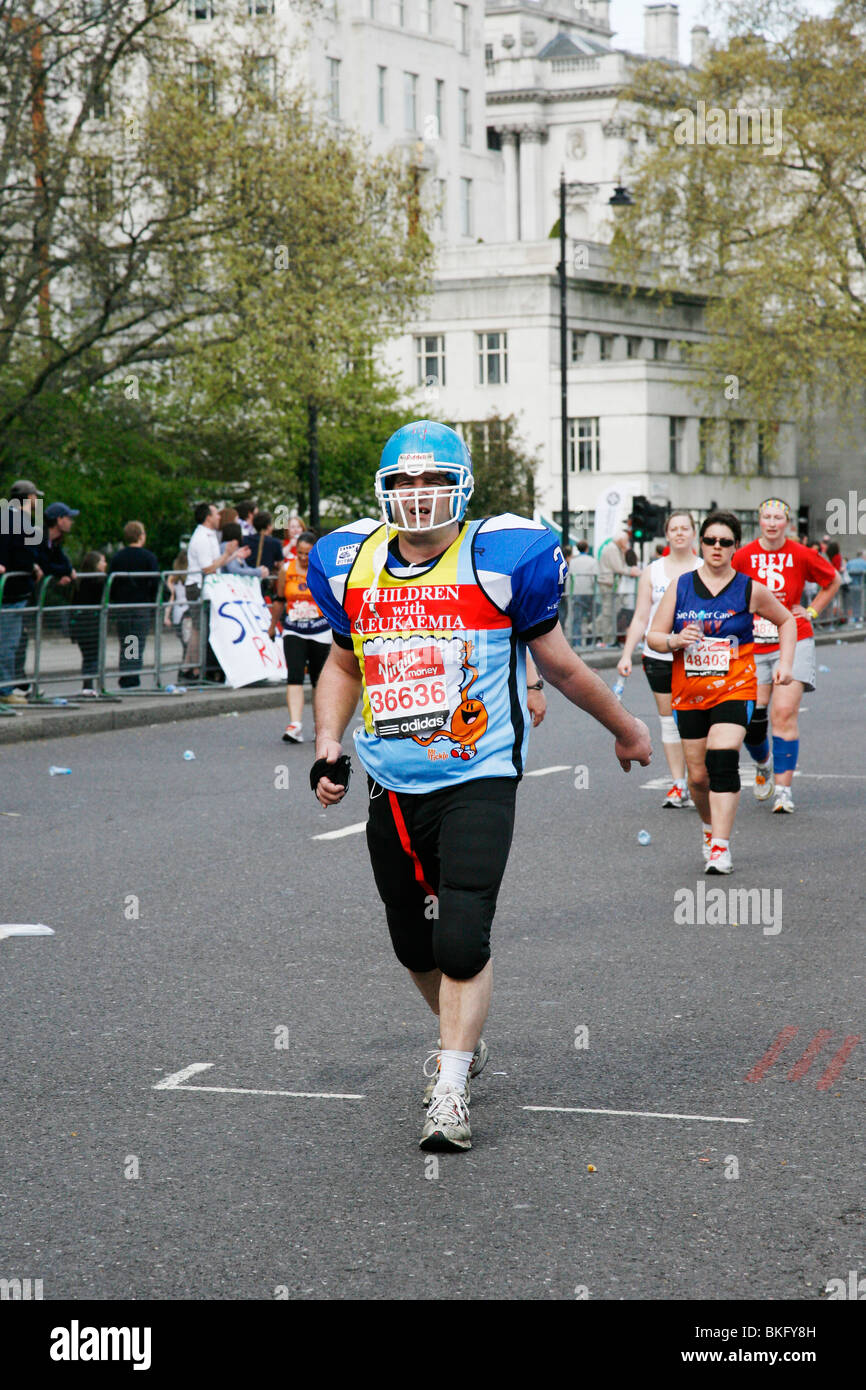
[375,420,474,532]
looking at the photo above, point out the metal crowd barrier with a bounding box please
[0,569,226,703]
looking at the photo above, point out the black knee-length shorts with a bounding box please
[365,775,518,981]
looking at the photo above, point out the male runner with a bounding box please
[733,499,839,813]
[306,421,651,1153]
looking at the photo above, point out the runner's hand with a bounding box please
[527,688,546,727]
[773,667,793,686]
[677,623,702,648]
[614,716,652,772]
[314,737,347,806]
[790,604,807,618]
[617,655,631,677]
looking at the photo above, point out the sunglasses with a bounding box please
[702,535,735,548]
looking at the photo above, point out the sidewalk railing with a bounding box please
[1,570,863,702]
[0,569,226,701]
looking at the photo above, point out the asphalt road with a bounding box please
[1,642,863,1303]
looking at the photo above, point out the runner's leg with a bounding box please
[769,680,804,789]
[705,722,747,840]
[681,736,710,825]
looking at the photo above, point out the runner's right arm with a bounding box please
[313,642,362,805]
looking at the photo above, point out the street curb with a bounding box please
[1,630,860,745]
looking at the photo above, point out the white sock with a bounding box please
[711,837,730,849]
[702,823,712,837]
[434,1049,473,1095]
[676,777,687,789]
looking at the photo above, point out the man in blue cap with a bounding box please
[307,421,652,1153]
[35,503,79,588]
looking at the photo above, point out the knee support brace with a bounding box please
[659,714,679,745]
[744,706,770,762]
[706,747,741,794]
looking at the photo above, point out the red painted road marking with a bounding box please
[787,1029,834,1082]
[816,1036,863,1092]
[745,1026,799,1082]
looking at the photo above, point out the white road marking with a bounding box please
[524,1104,752,1124]
[312,822,367,840]
[153,1062,364,1100]
[526,765,571,777]
[0,923,54,940]
[153,1062,214,1089]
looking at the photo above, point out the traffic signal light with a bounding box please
[631,495,664,543]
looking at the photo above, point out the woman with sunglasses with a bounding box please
[647,511,795,874]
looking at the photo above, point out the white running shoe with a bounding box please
[702,829,713,863]
[754,759,774,801]
[663,784,688,809]
[705,842,733,874]
[421,1037,488,1107]
[282,722,304,743]
[420,1083,471,1152]
[772,787,795,814]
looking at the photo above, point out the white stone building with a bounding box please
[181,0,799,541]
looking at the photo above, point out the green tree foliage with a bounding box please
[462,414,537,519]
[610,0,866,431]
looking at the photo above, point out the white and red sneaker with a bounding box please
[702,829,713,863]
[282,722,304,743]
[704,842,733,875]
[663,783,688,808]
[754,760,774,801]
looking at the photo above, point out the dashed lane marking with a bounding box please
[524,1105,752,1124]
[312,822,367,840]
[154,1063,364,1100]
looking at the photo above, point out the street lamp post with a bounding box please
[557,174,632,552]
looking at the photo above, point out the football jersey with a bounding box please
[671,569,756,710]
[732,538,837,651]
[307,516,566,793]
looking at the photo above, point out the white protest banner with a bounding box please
[204,573,287,688]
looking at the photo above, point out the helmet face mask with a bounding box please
[374,425,474,533]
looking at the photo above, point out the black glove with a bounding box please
[309,754,352,795]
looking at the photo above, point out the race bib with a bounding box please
[364,640,450,738]
[684,637,732,677]
[753,615,779,644]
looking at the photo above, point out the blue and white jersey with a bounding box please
[308,516,566,793]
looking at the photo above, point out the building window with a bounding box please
[435,177,447,232]
[653,338,668,361]
[697,418,713,474]
[626,335,642,358]
[327,58,341,119]
[669,417,685,473]
[251,55,276,98]
[435,79,444,139]
[458,88,471,147]
[756,422,773,476]
[188,0,213,18]
[477,330,507,385]
[377,66,387,125]
[369,0,377,15]
[416,335,446,388]
[485,43,493,62]
[395,0,405,24]
[421,0,434,33]
[570,330,586,363]
[188,59,216,108]
[403,71,418,131]
[460,176,473,236]
[91,69,110,119]
[728,419,745,475]
[568,418,600,472]
[87,157,113,216]
[455,1,468,53]
[248,0,274,13]
[599,334,615,361]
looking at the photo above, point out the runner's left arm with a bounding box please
[750,581,796,680]
[528,624,652,772]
